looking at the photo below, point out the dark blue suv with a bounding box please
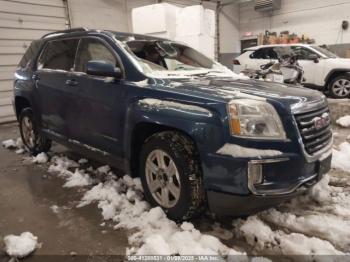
[13,28,332,220]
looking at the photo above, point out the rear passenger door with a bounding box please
[34,39,79,138]
[69,37,126,156]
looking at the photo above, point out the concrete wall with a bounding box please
[67,0,128,31]
[219,3,240,67]
[239,0,350,46]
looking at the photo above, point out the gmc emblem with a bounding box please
[314,113,330,130]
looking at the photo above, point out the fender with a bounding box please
[324,69,350,84]
[123,98,226,160]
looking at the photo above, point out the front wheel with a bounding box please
[19,108,51,154]
[139,131,204,221]
[329,75,350,98]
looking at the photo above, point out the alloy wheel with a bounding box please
[145,149,181,208]
[21,116,36,148]
[332,79,350,97]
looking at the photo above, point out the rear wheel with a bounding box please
[19,108,51,154]
[329,75,350,98]
[139,131,204,221]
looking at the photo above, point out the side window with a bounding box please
[265,48,278,59]
[19,40,42,68]
[250,48,278,60]
[291,46,318,60]
[37,39,79,71]
[75,38,117,73]
[250,49,265,59]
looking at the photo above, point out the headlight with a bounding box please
[227,99,286,139]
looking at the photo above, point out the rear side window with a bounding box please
[249,48,278,59]
[18,40,42,68]
[37,39,79,71]
[75,38,117,73]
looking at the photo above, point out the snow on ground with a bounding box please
[44,154,247,257]
[3,135,350,257]
[332,142,350,172]
[336,115,350,127]
[236,216,344,256]
[32,152,49,164]
[4,232,39,258]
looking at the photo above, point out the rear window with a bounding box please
[37,39,79,71]
[18,40,42,68]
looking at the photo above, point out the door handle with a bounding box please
[65,79,78,86]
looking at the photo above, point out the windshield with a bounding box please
[312,46,338,58]
[121,39,233,78]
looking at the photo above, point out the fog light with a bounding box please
[248,162,263,185]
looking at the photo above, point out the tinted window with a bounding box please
[249,48,277,59]
[19,40,42,68]
[75,38,117,72]
[38,39,79,71]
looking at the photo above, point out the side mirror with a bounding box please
[308,54,319,63]
[86,60,123,78]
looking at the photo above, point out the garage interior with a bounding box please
[1,0,350,260]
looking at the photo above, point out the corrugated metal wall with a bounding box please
[0,0,69,123]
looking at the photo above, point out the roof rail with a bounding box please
[41,27,89,39]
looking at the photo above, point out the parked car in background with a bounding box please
[234,44,350,98]
[14,28,332,221]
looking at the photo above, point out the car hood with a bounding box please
[148,76,327,114]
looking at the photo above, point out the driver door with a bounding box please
[291,46,321,85]
[69,37,126,156]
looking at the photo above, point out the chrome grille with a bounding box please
[294,107,332,155]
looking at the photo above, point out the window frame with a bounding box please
[73,36,125,79]
[36,38,80,72]
[35,35,125,79]
[290,46,319,61]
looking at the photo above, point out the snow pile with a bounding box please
[336,115,350,127]
[49,156,94,187]
[332,142,350,172]
[50,205,60,214]
[48,156,80,173]
[217,143,282,158]
[2,137,24,152]
[77,173,245,257]
[2,138,26,154]
[32,152,49,164]
[4,232,38,258]
[46,155,245,257]
[237,216,344,255]
[260,208,350,251]
[63,169,94,188]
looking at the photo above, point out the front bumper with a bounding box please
[207,188,306,217]
[203,150,332,216]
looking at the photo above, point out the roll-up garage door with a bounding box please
[0,0,69,123]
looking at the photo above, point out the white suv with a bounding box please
[234,44,350,98]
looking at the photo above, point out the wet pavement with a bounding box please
[0,122,349,259]
[0,123,128,257]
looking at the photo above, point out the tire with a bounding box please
[328,74,350,98]
[139,131,204,221]
[19,107,51,155]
